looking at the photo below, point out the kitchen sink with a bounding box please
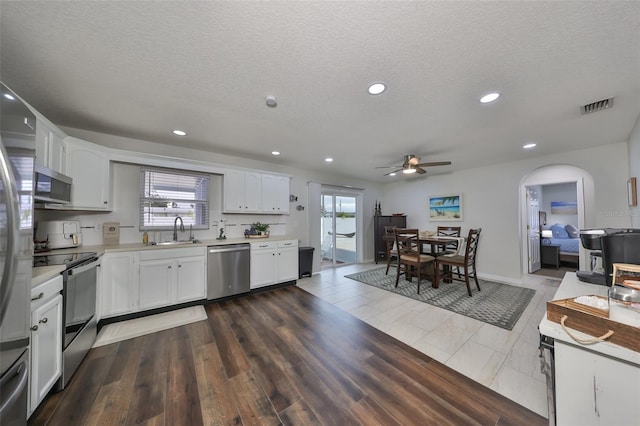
[155,240,201,246]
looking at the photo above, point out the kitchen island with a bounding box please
[539,273,640,425]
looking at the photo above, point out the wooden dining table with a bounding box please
[383,234,464,288]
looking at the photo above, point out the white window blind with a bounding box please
[139,167,210,230]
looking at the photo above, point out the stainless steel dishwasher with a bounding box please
[207,243,251,300]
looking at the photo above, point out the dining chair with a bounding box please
[394,228,436,294]
[384,226,399,275]
[437,226,461,254]
[437,225,462,277]
[435,228,482,296]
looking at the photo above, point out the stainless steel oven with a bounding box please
[33,251,99,389]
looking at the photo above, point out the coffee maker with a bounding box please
[576,228,640,285]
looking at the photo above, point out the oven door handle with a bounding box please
[67,259,100,275]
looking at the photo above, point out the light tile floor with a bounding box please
[297,262,561,418]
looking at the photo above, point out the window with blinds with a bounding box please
[139,167,210,230]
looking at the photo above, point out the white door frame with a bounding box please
[520,165,592,275]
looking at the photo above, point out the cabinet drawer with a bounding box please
[140,246,205,261]
[250,241,277,250]
[31,275,63,308]
[277,240,298,249]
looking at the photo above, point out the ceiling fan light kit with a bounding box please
[379,154,452,176]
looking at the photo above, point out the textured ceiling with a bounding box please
[1,1,639,183]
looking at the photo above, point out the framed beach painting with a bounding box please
[428,194,462,221]
[550,201,577,214]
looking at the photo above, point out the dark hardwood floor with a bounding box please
[30,286,546,425]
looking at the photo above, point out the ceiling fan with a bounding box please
[377,154,452,176]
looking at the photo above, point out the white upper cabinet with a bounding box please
[261,174,290,214]
[34,114,66,173]
[64,136,113,211]
[224,170,290,214]
[223,170,261,213]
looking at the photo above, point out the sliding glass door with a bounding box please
[321,193,358,268]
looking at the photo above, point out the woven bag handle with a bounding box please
[560,315,614,344]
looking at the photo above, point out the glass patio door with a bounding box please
[321,193,357,268]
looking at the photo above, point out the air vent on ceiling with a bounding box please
[581,97,614,115]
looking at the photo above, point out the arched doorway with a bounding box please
[520,164,595,276]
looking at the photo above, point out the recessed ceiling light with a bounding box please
[3,93,15,100]
[480,92,500,103]
[325,157,334,163]
[368,83,386,95]
[271,151,280,156]
[523,143,537,149]
[172,130,186,136]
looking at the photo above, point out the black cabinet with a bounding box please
[374,215,406,263]
[540,244,560,269]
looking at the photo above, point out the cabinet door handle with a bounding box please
[168,265,172,269]
[31,292,44,301]
[178,264,182,268]
[39,317,48,324]
[31,325,38,331]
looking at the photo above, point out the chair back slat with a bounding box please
[393,228,420,256]
[464,228,482,264]
[437,226,461,238]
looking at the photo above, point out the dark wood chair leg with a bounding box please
[385,256,392,275]
[464,266,472,296]
[472,265,481,291]
[432,262,439,289]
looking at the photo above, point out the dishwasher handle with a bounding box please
[208,244,250,254]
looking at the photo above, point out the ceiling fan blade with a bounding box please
[384,169,403,176]
[415,161,452,167]
[415,167,427,174]
[376,165,403,169]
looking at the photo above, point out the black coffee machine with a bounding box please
[577,228,640,285]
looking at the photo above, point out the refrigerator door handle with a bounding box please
[0,140,20,325]
[0,359,28,415]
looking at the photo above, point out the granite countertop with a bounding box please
[539,272,640,365]
[32,265,66,287]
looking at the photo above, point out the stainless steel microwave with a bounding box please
[34,164,72,204]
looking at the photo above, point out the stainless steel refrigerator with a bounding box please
[0,82,35,425]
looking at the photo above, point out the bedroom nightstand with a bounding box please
[541,244,560,269]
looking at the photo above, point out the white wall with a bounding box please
[382,142,630,284]
[629,115,640,228]
[541,182,578,228]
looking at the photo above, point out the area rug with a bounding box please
[93,305,207,347]
[344,268,535,330]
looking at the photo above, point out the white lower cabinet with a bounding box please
[29,275,63,418]
[100,251,138,318]
[139,247,206,308]
[276,241,299,282]
[100,247,205,318]
[555,340,640,425]
[250,240,298,289]
[250,241,278,288]
[138,259,174,310]
[176,256,206,302]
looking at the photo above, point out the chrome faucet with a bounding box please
[173,216,184,241]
